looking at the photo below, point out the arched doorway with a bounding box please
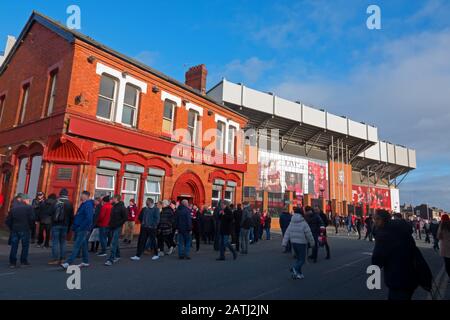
[171,171,205,206]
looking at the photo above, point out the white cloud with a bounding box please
[222,57,274,83]
[268,29,450,210]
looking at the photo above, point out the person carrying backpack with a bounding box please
[48,189,74,265]
[240,202,252,254]
[372,209,432,300]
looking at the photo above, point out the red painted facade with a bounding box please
[0,13,247,222]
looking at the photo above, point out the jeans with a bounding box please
[240,228,249,253]
[51,225,68,260]
[37,223,51,247]
[98,227,109,254]
[219,234,236,259]
[178,232,192,258]
[9,231,30,265]
[108,227,122,262]
[433,236,440,251]
[264,227,271,240]
[136,227,157,257]
[249,227,254,242]
[66,231,89,265]
[292,243,307,274]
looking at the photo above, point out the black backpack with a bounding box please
[53,200,66,224]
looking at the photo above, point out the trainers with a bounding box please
[184,256,191,260]
[158,252,165,257]
[113,258,120,263]
[78,263,90,268]
[130,256,141,261]
[104,260,113,266]
[61,263,69,270]
[168,247,175,255]
[97,252,107,257]
[152,255,160,261]
[21,262,31,267]
[296,273,305,280]
[48,260,60,265]
[9,264,16,269]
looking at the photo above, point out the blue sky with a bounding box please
[1,1,449,210]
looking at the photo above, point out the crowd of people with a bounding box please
[4,190,274,268]
[4,189,450,301]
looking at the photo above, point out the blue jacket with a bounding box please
[72,200,94,232]
[175,204,192,233]
[139,205,160,229]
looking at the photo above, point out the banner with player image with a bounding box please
[352,185,392,210]
[258,150,328,197]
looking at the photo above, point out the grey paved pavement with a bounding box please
[0,229,448,300]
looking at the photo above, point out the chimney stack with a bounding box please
[185,64,208,94]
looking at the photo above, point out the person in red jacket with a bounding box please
[96,196,112,257]
[123,199,137,244]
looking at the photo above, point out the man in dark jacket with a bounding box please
[429,218,440,251]
[6,194,35,268]
[175,200,192,259]
[364,214,374,241]
[157,200,176,256]
[49,188,74,265]
[105,195,128,266]
[279,209,292,253]
[305,206,324,263]
[37,193,56,248]
[233,204,243,252]
[252,210,261,244]
[372,209,419,300]
[131,198,161,261]
[240,202,252,254]
[31,192,45,244]
[61,191,94,269]
[217,201,237,261]
[213,200,223,251]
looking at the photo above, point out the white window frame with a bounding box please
[121,83,140,128]
[96,74,118,121]
[144,176,162,206]
[216,121,226,152]
[47,72,57,116]
[122,174,140,204]
[228,125,236,156]
[188,109,200,145]
[95,170,116,196]
[19,85,30,124]
[95,62,147,126]
[163,99,176,134]
[224,187,235,204]
[212,185,222,207]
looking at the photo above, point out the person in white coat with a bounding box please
[282,210,315,279]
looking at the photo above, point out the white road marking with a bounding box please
[0,272,16,277]
[323,256,371,274]
[249,287,282,300]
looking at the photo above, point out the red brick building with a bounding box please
[0,12,247,222]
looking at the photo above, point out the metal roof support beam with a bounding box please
[281,123,301,151]
[349,142,369,163]
[254,117,272,130]
[305,131,323,156]
[395,170,409,188]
